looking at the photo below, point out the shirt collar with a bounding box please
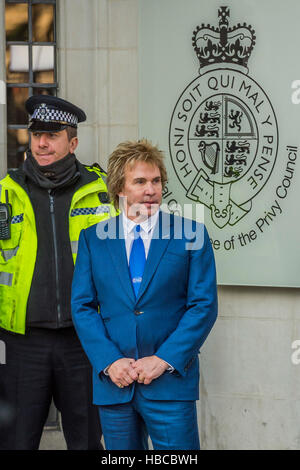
[122,210,160,236]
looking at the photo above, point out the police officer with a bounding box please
[0,95,116,450]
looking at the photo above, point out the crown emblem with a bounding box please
[192,6,256,73]
[40,103,47,115]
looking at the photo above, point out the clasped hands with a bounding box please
[107,356,169,388]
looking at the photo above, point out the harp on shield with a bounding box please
[198,141,220,175]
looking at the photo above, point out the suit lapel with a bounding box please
[104,212,173,304]
[136,211,173,302]
[104,215,136,303]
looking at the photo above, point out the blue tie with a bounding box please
[129,225,146,298]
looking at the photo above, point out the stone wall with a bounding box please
[57,0,139,170]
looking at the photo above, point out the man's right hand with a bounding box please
[107,358,138,388]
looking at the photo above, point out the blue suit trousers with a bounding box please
[98,387,200,450]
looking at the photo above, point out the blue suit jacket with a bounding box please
[71,212,218,405]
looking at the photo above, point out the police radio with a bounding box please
[0,190,12,240]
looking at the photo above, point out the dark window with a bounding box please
[5,0,57,170]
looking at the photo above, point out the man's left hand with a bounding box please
[132,355,169,385]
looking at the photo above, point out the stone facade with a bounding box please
[56,0,138,169]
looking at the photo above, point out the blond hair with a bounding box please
[107,139,168,209]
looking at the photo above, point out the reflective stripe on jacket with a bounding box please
[0,167,116,334]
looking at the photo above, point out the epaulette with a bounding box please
[85,163,110,203]
[85,162,107,175]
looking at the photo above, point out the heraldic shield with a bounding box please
[188,94,257,228]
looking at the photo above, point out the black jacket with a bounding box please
[9,160,100,329]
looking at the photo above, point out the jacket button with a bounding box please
[134,310,144,316]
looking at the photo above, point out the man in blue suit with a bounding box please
[71,139,218,450]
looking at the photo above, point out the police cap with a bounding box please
[25,94,86,132]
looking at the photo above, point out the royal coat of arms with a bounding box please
[169,7,278,228]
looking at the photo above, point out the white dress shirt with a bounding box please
[122,210,159,262]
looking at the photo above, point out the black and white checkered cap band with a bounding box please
[30,103,78,126]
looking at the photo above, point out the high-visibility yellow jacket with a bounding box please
[0,163,116,335]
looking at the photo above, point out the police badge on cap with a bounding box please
[25,95,86,132]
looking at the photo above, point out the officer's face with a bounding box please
[118,161,162,221]
[30,129,78,166]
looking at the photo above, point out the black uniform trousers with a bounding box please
[0,327,103,450]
